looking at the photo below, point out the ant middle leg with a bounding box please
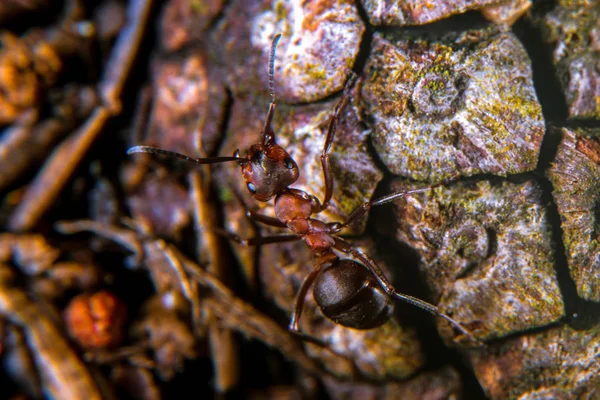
[332,237,483,346]
[219,179,288,240]
[335,180,454,231]
[214,228,300,247]
[318,73,358,212]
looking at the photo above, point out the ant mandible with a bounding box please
[128,34,481,346]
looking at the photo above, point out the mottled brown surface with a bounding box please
[537,1,600,118]
[131,293,197,381]
[0,31,61,123]
[126,176,191,239]
[213,0,364,103]
[471,324,600,399]
[159,0,225,52]
[481,0,531,25]
[146,52,227,156]
[361,0,501,26]
[548,128,600,302]
[0,1,48,24]
[323,365,462,400]
[0,87,97,192]
[360,28,544,182]
[3,0,600,398]
[382,179,564,341]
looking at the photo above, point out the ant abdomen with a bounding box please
[313,259,394,329]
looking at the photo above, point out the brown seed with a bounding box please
[64,290,127,350]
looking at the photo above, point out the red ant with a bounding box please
[128,34,481,346]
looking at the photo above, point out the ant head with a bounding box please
[238,139,299,202]
[234,34,300,202]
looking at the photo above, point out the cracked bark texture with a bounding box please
[548,128,600,302]
[359,27,544,183]
[536,1,600,119]
[379,179,564,342]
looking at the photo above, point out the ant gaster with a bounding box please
[128,34,481,346]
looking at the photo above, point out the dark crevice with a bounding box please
[485,228,498,260]
[536,126,562,173]
[455,261,478,281]
[374,10,490,36]
[594,202,600,242]
[212,88,235,157]
[206,0,232,32]
[512,17,568,124]
[369,179,486,399]
[561,119,600,129]
[538,169,600,330]
[352,0,374,76]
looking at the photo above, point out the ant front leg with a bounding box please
[319,73,358,212]
[333,237,483,346]
[246,210,287,228]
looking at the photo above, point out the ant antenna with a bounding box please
[268,34,281,102]
[127,146,245,165]
[261,33,282,145]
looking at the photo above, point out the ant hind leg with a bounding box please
[288,261,330,348]
[332,237,483,346]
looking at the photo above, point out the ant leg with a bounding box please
[333,237,483,346]
[288,262,328,347]
[215,182,290,243]
[289,331,329,348]
[223,177,287,229]
[319,73,358,212]
[336,181,452,230]
[246,211,287,228]
[214,228,300,247]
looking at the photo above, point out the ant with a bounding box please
[128,34,481,346]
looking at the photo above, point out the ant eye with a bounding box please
[247,182,257,194]
[283,157,295,169]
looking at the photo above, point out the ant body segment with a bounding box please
[128,34,481,346]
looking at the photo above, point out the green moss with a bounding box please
[304,62,327,80]
[191,0,208,15]
[219,186,234,203]
[274,0,288,21]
